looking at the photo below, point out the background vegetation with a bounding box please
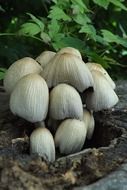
[0,0,127,80]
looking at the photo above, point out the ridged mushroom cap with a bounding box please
[85,70,119,111]
[57,47,82,59]
[42,53,94,92]
[10,73,49,122]
[30,126,55,162]
[4,57,42,94]
[36,51,56,69]
[86,62,116,89]
[83,109,95,140]
[55,119,87,154]
[49,83,83,120]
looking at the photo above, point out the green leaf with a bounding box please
[71,0,90,13]
[52,36,86,52]
[79,24,97,41]
[73,14,91,25]
[93,0,110,9]
[27,13,45,30]
[48,6,71,21]
[48,19,60,39]
[0,68,6,80]
[101,29,127,47]
[109,0,127,11]
[19,23,41,36]
[40,32,51,44]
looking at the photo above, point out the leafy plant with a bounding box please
[0,0,127,77]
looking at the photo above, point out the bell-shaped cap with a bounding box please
[55,119,87,154]
[83,109,95,140]
[10,73,49,122]
[57,47,82,59]
[42,53,94,92]
[36,50,56,69]
[86,62,116,89]
[30,126,55,162]
[85,70,119,111]
[49,84,83,120]
[4,57,42,94]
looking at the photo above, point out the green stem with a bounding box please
[0,33,43,43]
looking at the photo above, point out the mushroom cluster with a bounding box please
[4,47,119,162]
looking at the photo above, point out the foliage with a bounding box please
[0,0,127,79]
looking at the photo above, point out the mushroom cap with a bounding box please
[30,127,55,162]
[85,70,119,111]
[49,83,83,120]
[36,50,56,69]
[55,119,87,154]
[10,73,49,122]
[83,109,95,140]
[86,62,116,89]
[57,47,82,59]
[42,53,94,92]
[4,57,42,94]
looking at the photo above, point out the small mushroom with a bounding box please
[55,119,87,154]
[86,62,116,89]
[30,124,55,162]
[85,70,119,111]
[49,83,83,120]
[83,109,95,140]
[42,52,94,92]
[36,50,56,69]
[4,57,42,94]
[10,73,49,122]
[57,47,82,59]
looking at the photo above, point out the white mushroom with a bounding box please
[36,50,56,69]
[10,73,49,122]
[30,125,55,162]
[4,57,42,94]
[42,52,94,92]
[86,62,116,89]
[55,119,87,154]
[49,84,83,120]
[85,70,119,111]
[83,109,95,140]
[57,47,82,59]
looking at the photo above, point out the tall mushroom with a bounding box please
[83,109,95,140]
[10,73,49,122]
[49,83,83,120]
[57,47,82,59]
[30,123,55,162]
[36,50,56,69]
[4,57,42,94]
[85,70,119,111]
[42,51,94,92]
[55,119,87,154]
[86,62,116,89]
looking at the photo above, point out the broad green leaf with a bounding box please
[48,19,60,39]
[87,52,111,69]
[27,13,45,30]
[19,23,41,36]
[79,24,97,41]
[110,0,127,11]
[73,14,91,25]
[71,0,90,13]
[40,32,51,44]
[52,36,86,52]
[101,29,127,47]
[48,6,71,21]
[93,0,110,9]
[0,68,6,80]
